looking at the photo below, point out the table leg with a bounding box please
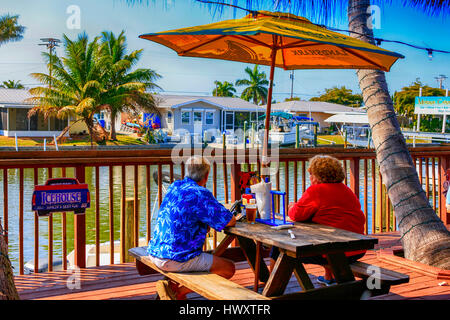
[325,252,355,284]
[236,236,270,283]
[254,241,261,292]
[262,250,294,297]
[292,260,315,291]
[212,234,236,256]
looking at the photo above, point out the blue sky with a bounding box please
[0,0,449,102]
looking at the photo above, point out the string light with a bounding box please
[195,0,450,58]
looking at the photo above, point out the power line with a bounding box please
[195,0,450,58]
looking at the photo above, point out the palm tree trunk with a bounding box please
[0,220,20,300]
[348,0,450,269]
[54,119,83,143]
[85,117,95,148]
[110,110,117,141]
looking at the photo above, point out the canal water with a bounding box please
[1,162,380,274]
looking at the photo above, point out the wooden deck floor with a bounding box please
[14,231,450,300]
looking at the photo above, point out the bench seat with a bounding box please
[129,247,270,300]
[349,261,409,296]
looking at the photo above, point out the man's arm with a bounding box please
[225,215,236,227]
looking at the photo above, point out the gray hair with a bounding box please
[185,156,211,182]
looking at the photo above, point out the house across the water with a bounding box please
[111,94,266,136]
[270,100,363,132]
[0,88,68,137]
[0,88,90,137]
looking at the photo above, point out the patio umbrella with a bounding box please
[139,11,404,162]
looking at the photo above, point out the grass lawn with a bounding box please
[317,135,345,145]
[317,134,430,146]
[0,134,147,147]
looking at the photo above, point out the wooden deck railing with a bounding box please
[1,146,449,275]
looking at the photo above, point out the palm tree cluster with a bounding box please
[28,31,161,144]
[0,80,25,89]
[213,65,269,105]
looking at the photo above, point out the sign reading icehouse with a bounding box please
[415,97,450,115]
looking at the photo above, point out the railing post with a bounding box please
[349,158,360,200]
[439,156,450,225]
[74,165,86,269]
[230,161,242,202]
[230,160,241,247]
[121,198,137,263]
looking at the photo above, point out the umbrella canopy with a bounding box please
[139,11,403,163]
[140,11,403,71]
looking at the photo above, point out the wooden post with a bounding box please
[19,167,24,275]
[230,162,241,247]
[244,121,247,150]
[121,198,138,263]
[349,158,360,200]
[376,172,387,233]
[344,129,348,148]
[74,165,86,268]
[222,133,226,150]
[230,161,242,202]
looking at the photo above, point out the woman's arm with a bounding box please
[288,187,319,222]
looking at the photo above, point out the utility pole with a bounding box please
[39,38,61,89]
[435,74,448,90]
[290,71,294,100]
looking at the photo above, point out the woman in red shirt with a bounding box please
[269,155,366,286]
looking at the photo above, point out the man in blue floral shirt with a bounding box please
[148,156,236,299]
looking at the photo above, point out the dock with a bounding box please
[2,146,449,300]
[14,230,450,300]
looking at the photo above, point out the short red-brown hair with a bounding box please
[308,155,345,183]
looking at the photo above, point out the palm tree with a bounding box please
[212,80,236,97]
[127,0,450,269]
[347,0,449,269]
[0,80,25,89]
[0,13,23,301]
[100,31,161,140]
[0,14,25,46]
[235,65,269,105]
[28,33,105,147]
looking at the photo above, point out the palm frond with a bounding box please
[123,0,450,25]
[0,14,25,46]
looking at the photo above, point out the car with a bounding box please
[32,177,90,217]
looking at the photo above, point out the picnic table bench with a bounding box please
[129,247,270,300]
[130,221,409,300]
[223,221,409,299]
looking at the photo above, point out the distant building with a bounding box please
[112,94,266,135]
[270,100,362,132]
[0,88,68,137]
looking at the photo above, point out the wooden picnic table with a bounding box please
[215,221,379,299]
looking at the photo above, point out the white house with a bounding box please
[115,94,266,136]
[0,88,67,137]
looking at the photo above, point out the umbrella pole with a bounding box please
[262,42,278,177]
